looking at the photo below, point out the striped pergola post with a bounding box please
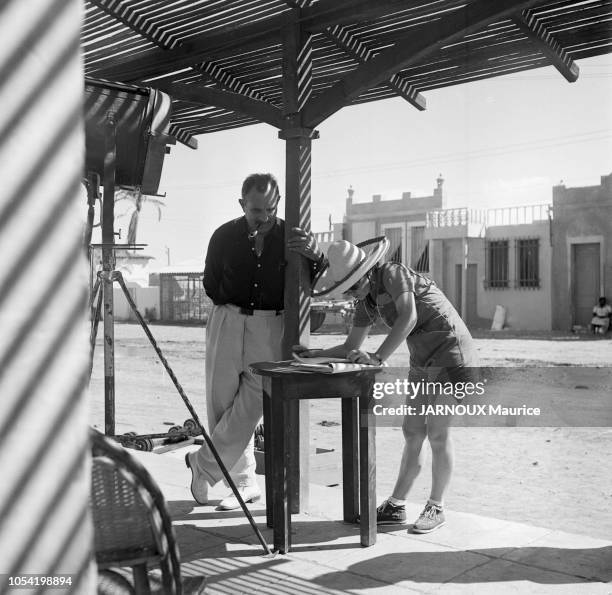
[0,0,95,591]
[280,7,317,513]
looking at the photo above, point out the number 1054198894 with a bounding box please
[3,574,74,589]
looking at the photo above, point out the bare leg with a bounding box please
[391,419,427,500]
[426,416,454,503]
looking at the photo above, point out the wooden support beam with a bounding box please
[173,115,260,135]
[324,25,426,111]
[511,11,579,82]
[155,82,284,129]
[194,62,270,103]
[304,0,548,127]
[168,124,198,149]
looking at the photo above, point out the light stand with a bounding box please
[86,113,274,555]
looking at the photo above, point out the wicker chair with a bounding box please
[90,430,206,595]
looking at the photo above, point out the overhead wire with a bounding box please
[161,127,612,191]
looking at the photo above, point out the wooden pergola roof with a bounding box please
[83,0,612,149]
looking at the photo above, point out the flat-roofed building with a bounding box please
[551,173,612,330]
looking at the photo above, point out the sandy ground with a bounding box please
[89,323,612,539]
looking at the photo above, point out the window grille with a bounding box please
[486,240,509,288]
[160,273,211,323]
[516,238,540,288]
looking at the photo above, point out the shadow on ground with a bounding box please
[177,540,612,594]
[311,547,612,586]
[168,505,612,594]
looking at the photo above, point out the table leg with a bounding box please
[359,381,376,546]
[287,399,300,514]
[263,384,273,528]
[271,388,290,553]
[341,397,359,523]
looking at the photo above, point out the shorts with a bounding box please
[407,331,479,405]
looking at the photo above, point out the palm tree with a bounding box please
[114,188,165,247]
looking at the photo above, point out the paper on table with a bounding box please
[292,354,350,364]
[291,353,381,374]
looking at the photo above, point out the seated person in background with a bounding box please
[591,296,612,335]
[295,237,478,534]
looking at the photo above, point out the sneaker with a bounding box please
[376,499,408,525]
[218,485,262,511]
[412,502,445,533]
[185,452,209,505]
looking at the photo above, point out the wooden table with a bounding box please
[251,361,380,554]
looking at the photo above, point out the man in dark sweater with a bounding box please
[185,172,323,509]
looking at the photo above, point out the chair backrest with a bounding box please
[90,430,182,595]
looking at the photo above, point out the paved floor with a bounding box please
[132,448,612,595]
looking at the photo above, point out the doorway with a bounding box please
[455,264,478,325]
[466,264,478,326]
[455,264,462,315]
[571,243,600,326]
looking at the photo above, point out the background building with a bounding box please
[551,173,612,330]
[426,203,552,330]
[342,174,612,331]
[344,177,445,273]
[110,174,611,330]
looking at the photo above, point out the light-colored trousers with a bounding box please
[195,304,283,486]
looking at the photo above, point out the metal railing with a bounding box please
[427,204,551,228]
[314,230,335,243]
[485,204,550,226]
[427,207,486,228]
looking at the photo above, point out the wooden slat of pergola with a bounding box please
[81,0,612,511]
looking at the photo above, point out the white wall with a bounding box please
[477,223,552,330]
[350,221,376,244]
[113,285,160,321]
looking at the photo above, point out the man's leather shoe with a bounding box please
[218,485,261,510]
[185,452,209,505]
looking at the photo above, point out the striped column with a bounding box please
[296,35,313,112]
[280,11,317,514]
[280,18,316,353]
[285,135,314,342]
[0,0,95,592]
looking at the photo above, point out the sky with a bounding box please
[119,54,612,267]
